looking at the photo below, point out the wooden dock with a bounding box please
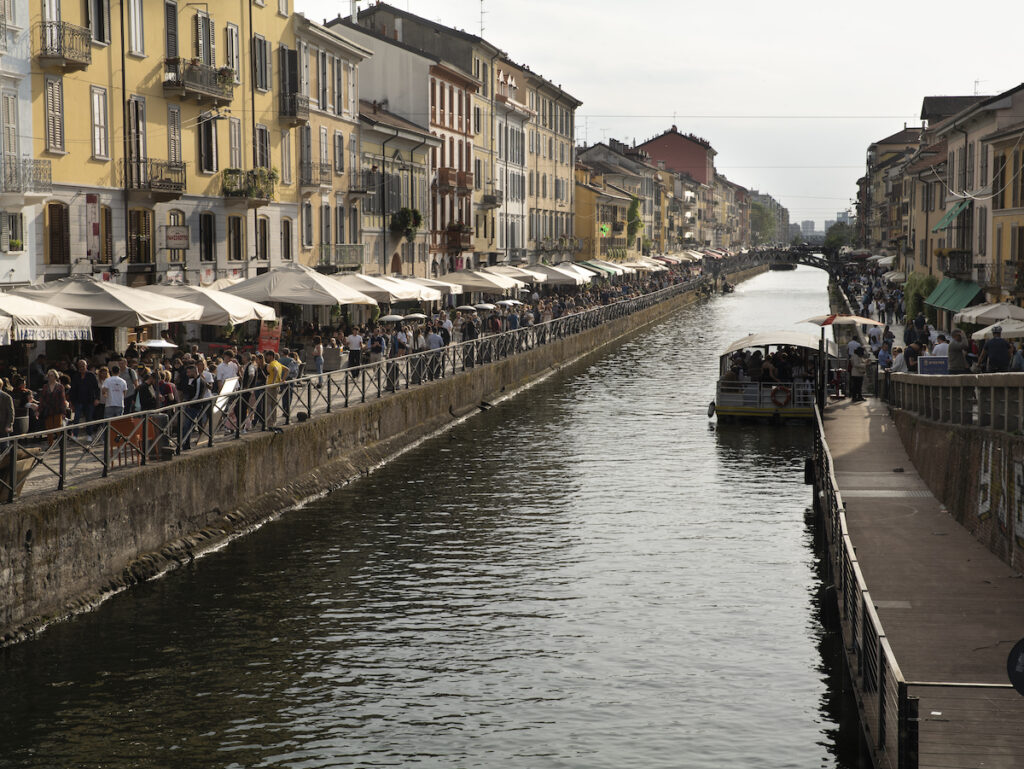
[820,397,1024,769]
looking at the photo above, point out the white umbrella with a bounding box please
[971,319,1024,341]
[137,338,178,349]
[954,302,1024,325]
[403,312,428,320]
[378,314,405,322]
[455,305,478,313]
[332,273,428,303]
[496,299,522,306]
[0,293,92,343]
[438,269,524,292]
[556,262,598,280]
[525,263,586,286]
[475,303,496,311]
[12,275,204,326]
[800,313,885,327]
[140,284,276,326]
[483,265,548,283]
[203,276,245,290]
[398,276,464,296]
[223,262,377,307]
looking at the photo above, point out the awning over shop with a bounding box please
[923,276,983,312]
[931,198,972,232]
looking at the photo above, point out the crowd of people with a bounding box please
[0,264,714,441]
[722,346,816,384]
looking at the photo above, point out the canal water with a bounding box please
[0,266,855,768]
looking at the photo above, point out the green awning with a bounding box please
[581,260,616,276]
[924,277,983,312]
[931,198,972,232]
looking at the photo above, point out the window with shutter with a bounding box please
[226,24,239,81]
[228,117,241,168]
[89,0,111,43]
[227,215,243,261]
[2,92,18,187]
[280,130,291,184]
[167,105,181,164]
[198,114,218,173]
[1,213,9,252]
[281,219,292,260]
[128,0,144,54]
[101,206,112,263]
[199,212,215,261]
[334,133,344,173]
[45,78,64,152]
[47,202,69,264]
[90,87,108,158]
[164,1,177,58]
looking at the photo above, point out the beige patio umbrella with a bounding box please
[953,302,1024,326]
[971,319,1024,341]
[397,276,464,296]
[12,275,204,326]
[139,284,277,325]
[438,269,524,292]
[222,262,377,306]
[332,273,439,302]
[0,293,93,343]
[524,263,585,286]
[483,264,548,283]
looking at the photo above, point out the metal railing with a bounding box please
[279,92,310,123]
[887,372,1024,432]
[1,158,52,194]
[118,158,186,195]
[814,405,908,768]
[37,20,91,67]
[223,168,275,201]
[0,275,719,504]
[163,58,235,104]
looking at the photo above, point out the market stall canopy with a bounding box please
[397,276,464,296]
[437,269,524,292]
[555,262,598,281]
[482,264,548,283]
[203,277,245,291]
[12,276,204,326]
[684,251,706,261]
[222,262,377,306]
[331,273,430,303]
[953,301,1024,325]
[580,260,621,276]
[0,293,93,343]
[876,256,896,267]
[139,285,277,326]
[524,263,586,286]
[882,271,906,284]
[971,319,1024,340]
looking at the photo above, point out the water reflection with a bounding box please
[0,268,856,769]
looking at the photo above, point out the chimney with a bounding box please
[350,0,358,21]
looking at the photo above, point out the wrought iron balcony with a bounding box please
[479,189,504,209]
[1,159,52,195]
[318,243,364,269]
[163,58,236,106]
[299,161,330,190]
[974,263,1001,291]
[441,227,472,252]
[937,249,972,278]
[223,168,275,207]
[347,169,371,195]
[279,93,309,125]
[435,167,457,191]
[36,20,91,70]
[119,158,186,201]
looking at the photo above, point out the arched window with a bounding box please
[46,201,70,265]
[390,252,402,275]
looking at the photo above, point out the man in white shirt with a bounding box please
[930,334,949,358]
[215,350,240,389]
[346,329,364,370]
[846,338,862,357]
[101,365,129,418]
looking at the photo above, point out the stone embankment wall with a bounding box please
[0,265,766,645]
[892,411,1024,573]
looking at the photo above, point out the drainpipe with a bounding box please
[119,0,129,280]
[488,51,498,266]
[379,125,399,272]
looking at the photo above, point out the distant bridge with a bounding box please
[769,249,841,279]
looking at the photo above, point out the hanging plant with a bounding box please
[389,208,422,241]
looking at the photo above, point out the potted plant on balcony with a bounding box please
[217,67,236,88]
[250,167,279,199]
[7,239,22,252]
[390,208,422,241]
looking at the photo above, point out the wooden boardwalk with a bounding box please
[823,397,1024,769]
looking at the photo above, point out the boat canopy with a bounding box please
[722,331,838,358]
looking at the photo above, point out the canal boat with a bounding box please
[710,331,837,422]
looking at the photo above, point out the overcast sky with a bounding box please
[298,0,1022,228]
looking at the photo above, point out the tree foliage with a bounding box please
[904,272,938,324]
[824,222,854,252]
[627,196,642,244]
[749,202,775,245]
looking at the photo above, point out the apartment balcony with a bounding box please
[36,21,91,70]
[937,249,972,279]
[435,167,457,191]
[119,158,186,202]
[479,189,504,210]
[279,93,310,126]
[223,168,275,208]
[441,227,472,253]
[163,58,236,106]
[456,170,474,193]
[347,169,371,196]
[974,263,1002,292]
[318,243,364,270]
[0,158,52,200]
[299,161,331,193]
[0,9,8,53]
[612,221,625,233]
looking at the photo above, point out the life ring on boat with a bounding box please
[770,385,792,408]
